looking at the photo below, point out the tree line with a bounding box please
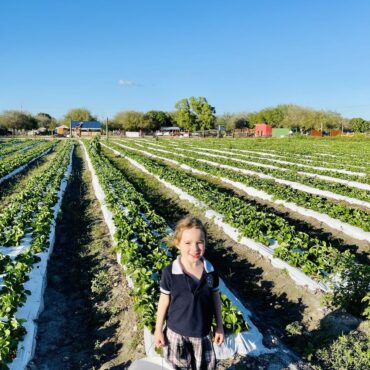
[0,111,57,134]
[0,100,369,134]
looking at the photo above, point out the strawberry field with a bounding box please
[0,136,369,369]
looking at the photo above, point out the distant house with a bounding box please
[310,129,322,137]
[157,126,181,136]
[329,129,341,137]
[71,120,102,137]
[255,123,272,137]
[56,125,69,136]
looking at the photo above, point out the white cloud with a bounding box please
[118,79,140,86]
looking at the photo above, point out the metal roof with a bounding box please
[71,120,101,129]
[160,126,180,131]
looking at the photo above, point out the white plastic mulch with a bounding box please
[86,142,272,360]
[8,145,74,370]
[189,146,366,176]
[127,141,370,208]
[144,141,370,191]
[0,146,54,185]
[111,142,370,242]
[103,143,329,293]
[0,143,38,160]
[297,171,370,191]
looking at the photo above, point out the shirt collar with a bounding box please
[172,256,214,274]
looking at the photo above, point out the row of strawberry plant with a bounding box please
[214,146,368,174]
[0,139,24,149]
[132,140,370,203]
[228,148,368,171]
[155,141,369,184]
[106,141,358,281]
[117,142,370,232]
[85,138,249,335]
[0,140,47,167]
[0,250,40,366]
[0,140,56,180]
[192,137,369,161]
[0,142,65,247]
[0,141,73,367]
[163,140,367,173]
[164,139,369,171]
[0,140,37,157]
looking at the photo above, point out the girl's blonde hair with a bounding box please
[173,216,207,246]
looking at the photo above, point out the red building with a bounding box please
[330,129,341,137]
[255,123,272,137]
[310,129,323,137]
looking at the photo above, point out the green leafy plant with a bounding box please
[0,140,55,180]
[329,261,370,318]
[107,140,360,283]
[314,332,370,370]
[0,140,73,368]
[85,138,250,337]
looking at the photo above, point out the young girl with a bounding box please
[154,216,224,370]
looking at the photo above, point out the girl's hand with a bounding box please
[154,329,167,348]
[213,327,224,345]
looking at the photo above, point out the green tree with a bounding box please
[325,111,344,130]
[62,108,96,127]
[167,111,178,126]
[263,107,284,127]
[217,113,233,132]
[247,104,344,132]
[0,110,37,132]
[174,98,197,131]
[246,107,283,127]
[217,113,232,129]
[35,112,57,130]
[189,96,216,131]
[143,110,172,131]
[246,111,261,127]
[350,117,369,133]
[175,97,216,132]
[219,113,248,131]
[230,114,248,130]
[281,104,305,130]
[113,111,145,131]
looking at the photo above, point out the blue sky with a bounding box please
[1,0,370,120]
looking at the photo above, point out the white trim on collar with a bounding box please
[172,256,214,275]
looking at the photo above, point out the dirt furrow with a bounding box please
[28,143,144,370]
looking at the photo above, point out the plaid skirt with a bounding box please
[164,327,216,370]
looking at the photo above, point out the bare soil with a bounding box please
[28,143,144,370]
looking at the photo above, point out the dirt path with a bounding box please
[28,143,144,370]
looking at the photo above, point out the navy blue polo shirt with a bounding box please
[160,257,219,338]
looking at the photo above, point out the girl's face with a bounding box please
[177,227,205,264]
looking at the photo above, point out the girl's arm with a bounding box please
[154,293,170,347]
[212,291,225,345]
